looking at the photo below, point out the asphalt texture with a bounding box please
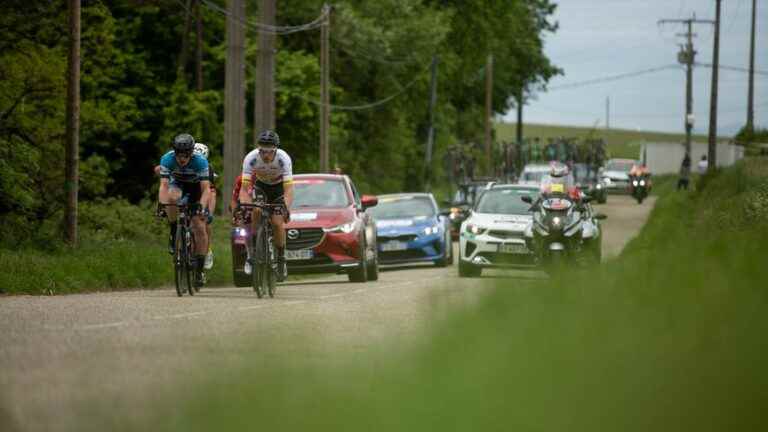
[0,194,655,431]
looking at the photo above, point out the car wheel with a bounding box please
[366,240,379,281]
[435,232,453,267]
[458,259,481,277]
[348,233,368,283]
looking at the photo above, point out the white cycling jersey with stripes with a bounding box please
[241,148,293,185]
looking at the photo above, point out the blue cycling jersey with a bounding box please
[159,151,210,184]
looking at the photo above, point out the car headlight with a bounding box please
[603,177,611,185]
[595,183,602,189]
[639,180,646,186]
[422,225,440,236]
[323,221,356,233]
[465,223,484,235]
[234,227,248,237]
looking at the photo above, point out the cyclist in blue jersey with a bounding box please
[158,133,211,287]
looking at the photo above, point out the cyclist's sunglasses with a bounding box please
[176,150,193,158]
[258,146,277,155]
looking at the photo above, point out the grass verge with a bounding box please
[136,159,768,431]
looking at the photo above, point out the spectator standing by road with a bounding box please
[678,152,691,190]
[697,155,709,174]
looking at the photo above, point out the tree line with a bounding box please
[0,0,560,246]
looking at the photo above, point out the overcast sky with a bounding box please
[502,0,768,134]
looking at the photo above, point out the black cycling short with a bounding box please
[171,180,203,204]
[252,181,285,205]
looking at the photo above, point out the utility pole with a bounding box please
[484,54,493,176]
[746,0,757,132]
[195,0,203,92]
[65,0,81,246]
[605,96,610,130]
[319,4,331,173]
[658,14,714,156]
[224,0,246,213]
[515,87,523,144]
[424,56,439,191]
[178,0,193,77]
[254,0,276,138]
[707,0,722,172]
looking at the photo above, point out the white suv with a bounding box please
[458,185,539,277]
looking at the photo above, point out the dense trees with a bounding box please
[0,0,559,245]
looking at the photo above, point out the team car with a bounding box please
[232,174,379,285]
[458,184,539,277]
[517,163,551,187]
[368,193,453,267]
[600,158,639,194]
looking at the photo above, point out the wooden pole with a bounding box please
[64,0,81,246]
[319,4,331,173]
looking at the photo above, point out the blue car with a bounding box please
[368,193,454,267]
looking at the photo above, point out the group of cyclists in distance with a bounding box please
[157,129,292,289]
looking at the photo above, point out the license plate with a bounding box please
[381,241,408,252]
[498,243,528,254]
[285,249,313,261]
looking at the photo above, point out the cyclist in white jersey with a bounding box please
[238,130,293,281]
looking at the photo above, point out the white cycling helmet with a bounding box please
[193,142,209,160]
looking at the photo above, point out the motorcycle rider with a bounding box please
[238,130,293,282]
[629,162,652,191]
[158,133,210,287]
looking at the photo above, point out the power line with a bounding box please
[547,65,680,91]
[695,62,768,76]
[198,0,328,35]
[277,61,433,111]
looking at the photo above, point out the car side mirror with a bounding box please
[594,213,607,220]
[521,195,533,204]
[361,195,378,210]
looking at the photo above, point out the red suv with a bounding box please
[231,174,379,285]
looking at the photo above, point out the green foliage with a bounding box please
[118,160,766,432]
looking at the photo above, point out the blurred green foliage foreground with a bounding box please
[139,159,766,431]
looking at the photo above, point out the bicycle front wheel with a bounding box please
[251,226,265,298]
[174,225,185,297]
[264,229,276,298]
[186,229,196,296]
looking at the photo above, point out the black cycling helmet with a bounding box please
[172,133,195,152]
[257,130,280,147]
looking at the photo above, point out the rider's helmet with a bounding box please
[257,130,280,147]
[193,142,209,160]
[549,161,569,178]
[172,133,195,152]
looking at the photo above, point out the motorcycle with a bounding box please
[521,194,606,268]
[630,174,649,204]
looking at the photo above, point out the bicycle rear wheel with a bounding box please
[185,229,196,296]
[174,225,185,297]
[251,227,265,298]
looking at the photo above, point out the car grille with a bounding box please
[477,252,536,266]
[286,253,333,266]
[378,234,418,243]
[380,249,428,261]
[286,228,325,250]
[487,230,524,240]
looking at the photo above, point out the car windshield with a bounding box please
[521,170,546,182]
[475,189,533,215]
[606,161,635,172]
[540,174,574,194]
[369,196,435,219]
[291,179,350,208]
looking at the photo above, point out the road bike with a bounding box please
[238,200,286,298]
[160,197,203,297]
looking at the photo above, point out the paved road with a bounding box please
[0,195,655,431]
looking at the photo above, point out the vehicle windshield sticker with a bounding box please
[291,213,318,221]
[293,179,325,185]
